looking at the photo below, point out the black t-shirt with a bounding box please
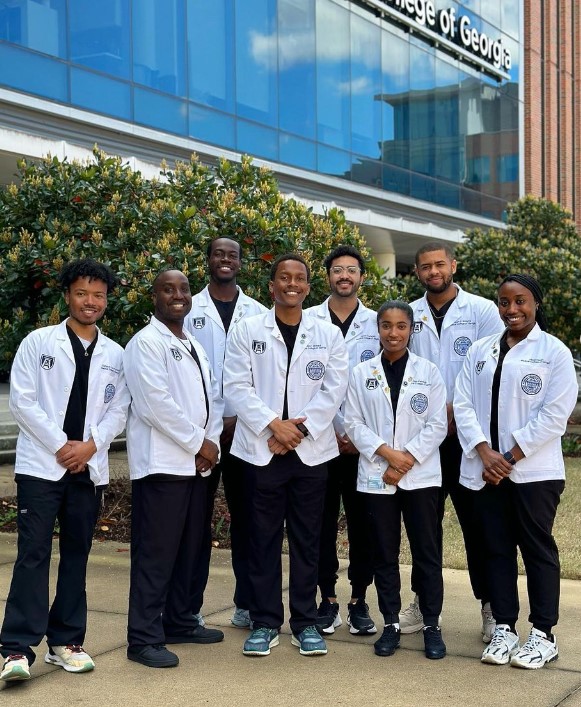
[381,351,409,429]
[63,326,97,442]
[276,316,300,420]
[329,302,359,338]
[428,297,455,336]
[210,290,239,334]
[490,332,510,452]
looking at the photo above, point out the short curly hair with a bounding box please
[58,259,117,294]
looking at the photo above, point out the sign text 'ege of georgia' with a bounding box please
[385,0,512,73]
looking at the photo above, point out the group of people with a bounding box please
[0,238,576,682]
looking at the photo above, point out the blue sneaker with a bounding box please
[291,626,328,656]
[242,627,279,657]
[231,607,252,629]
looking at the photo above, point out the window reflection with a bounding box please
[0,0,66,57]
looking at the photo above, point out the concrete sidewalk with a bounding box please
[1,536,580,707]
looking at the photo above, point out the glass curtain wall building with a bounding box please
[0,0,523,268]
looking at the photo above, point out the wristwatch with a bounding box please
[503,451,517,465]
[296,423,309,438]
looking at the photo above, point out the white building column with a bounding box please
[374,251,396,281]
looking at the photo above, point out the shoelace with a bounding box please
[519,633,542,653]
[489,628,511,648]
[300,627,320,639]
[65,645,84,654]
[252,627,274,639]
[5,654,25,662]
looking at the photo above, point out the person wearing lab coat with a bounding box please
[223,254,348,658]
[0,259,129,682]
[404,241,504,641]
[304,245,379,636]
[124,269,224,670]
[454,274,577,669]
[185,237,267,631]
[345,300,448,660]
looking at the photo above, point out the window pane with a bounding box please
[279,133,316,170]
[0,42,66,100]
[278,0,316,139]
[187,0,234,113]
[409,44,435,177]
[71,68,130,120]
[0,0,66,57]
[317,144,350,179]
[316,0,350,150]
[134,87,187,136]
[350,11,381,158]
[380,24,409,170]
[188,103,235,149]
[133,0,185,96]
[235,0,278,127]
[237,120,278,160]
[69,0,130,79]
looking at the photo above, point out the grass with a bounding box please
[390,457,581,580]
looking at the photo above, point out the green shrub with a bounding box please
[0,148,394,377]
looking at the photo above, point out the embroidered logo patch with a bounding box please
[192,317,205,329]
[170,348,182,361]
[360,350,375,362]
[252,340,266,354]
[521,374,542,395]
[365,378,379,390]
[476,360,486,374]
[306,360,325,380]
[104,383,116,403]
[413,321,423,333]
[40,354,55,370]
[454,336,472,356]
[410,393,428,414]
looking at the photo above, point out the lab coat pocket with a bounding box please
[514,366,550,402]
[449,327,476,362]
[300,357,328,386]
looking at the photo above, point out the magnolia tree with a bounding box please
[387,196,581,351]
[0,148,393,377]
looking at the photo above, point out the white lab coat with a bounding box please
[9,319,129,485]
[223,308,349,467]
[453,324,578,490]
[410,285,504,402]
[124,316,224,480]
[184,285,267,416]
[305,297,379,434]
[344,352,447,495]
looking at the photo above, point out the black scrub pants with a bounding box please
[0,471,102,665]
[127,473,208,647]
[317,452,374,600]
[367,486,443,627]
[410,433,489,603]
[191,448,251,613]
[473,477,564,632]
[244,452,327,635]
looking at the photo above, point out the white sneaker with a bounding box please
[481,625,519,665]
[45,645,95,673]
[481,603,496,644]
[1,654,30,681]
[510,628,558,669]
[399,595,424,634]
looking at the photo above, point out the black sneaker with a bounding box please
[316,600,342,635]
[165,625,224,644]
[423,625,446,660]
[347,599,377,635]
[127,644,179,668]
[374,625,401,657]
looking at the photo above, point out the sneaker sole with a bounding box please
[347,622,377,636]
[1,667,31,681]
[242,635,279,657]
[290,636,327,656]
[374,643,400,657]
[165,634,224,645]
[44,654,94,673]
[318,617,343,635]
[510,653,559,670]
[481,649,518,666]
[127,653,179,668]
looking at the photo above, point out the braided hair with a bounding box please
[499,274,548,331]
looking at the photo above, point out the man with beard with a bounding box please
[305,245,379,637]
[402,242,504,642]
[185,238,266,630]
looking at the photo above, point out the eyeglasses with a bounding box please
[330,266,361,275]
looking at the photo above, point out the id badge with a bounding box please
[367,474,385,491]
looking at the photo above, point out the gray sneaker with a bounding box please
[231,607,252,629]
[399,596,424,634]
[481,603,496,644]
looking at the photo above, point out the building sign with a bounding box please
[382,0,512,76]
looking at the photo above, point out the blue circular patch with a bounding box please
[521,374,542,395]
[410,393,428,414]
[454,336,472,356]
[104,383,116,404]
[360,349,374,362]
[306,360,325,380]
